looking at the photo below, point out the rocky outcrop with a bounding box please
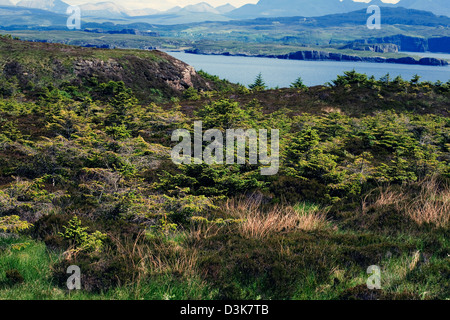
[418,57,449,66]
[367,35,429,52]
[74,58,123,77]
[341,43,399,53]
[386,56,418,65]
[165,59,198,91]
[73,50,214,100]
[356,35,450,54]
[0,37,216,103]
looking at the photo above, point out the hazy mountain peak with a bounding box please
[80,2,124,13]
[126,7,160,17]
[182,2,220,14]
[166,5,183,13]
[16,0,69,14]
[81,1,124,10]
[216,3,236,14]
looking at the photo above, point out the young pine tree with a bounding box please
[249,73,267,91]
[291,76,308,90]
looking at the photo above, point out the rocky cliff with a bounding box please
[0,37,215,102]
[364,35,450,54]
[341,43,399,53]
[186,48,449,66]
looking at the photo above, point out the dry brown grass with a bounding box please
[365,177,449,228]
[405,178,449,228]
[189,222,223,241]
[224,196,329,239]
[108,231,200,285]
[147,243,199,278]
[372,189,407,208]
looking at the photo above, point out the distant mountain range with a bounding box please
[12,0,159,18]
[216,4,237,14]
[79,2,132,19]
[0,5,68,28]
[2,6,449,53]
[229,0,377,19]
[229,0,450,19]
[399,0,450,17]
[16,0,69,14]
[9,1,237,22]
[1,0,449,25]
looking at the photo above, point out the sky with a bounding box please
[10,0,402,11]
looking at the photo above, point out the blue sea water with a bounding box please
[168,51,450,88]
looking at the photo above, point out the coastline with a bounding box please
[184,49,449,67]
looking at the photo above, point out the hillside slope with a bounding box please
[0,37,448,300]
[0,53,448,300]
[0,36,215,102]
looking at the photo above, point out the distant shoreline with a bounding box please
[182,49,449,67]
